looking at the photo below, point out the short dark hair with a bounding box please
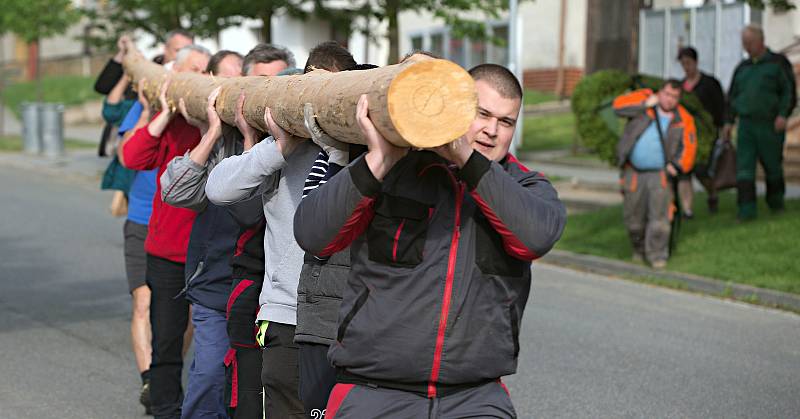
[165,29,194,43]
[353,63,379,71]
[243,44,296,75]
[468,64,523,100]
[661,78,683,91]
[400,50,441,63]
[677,47,698,62]
[206,50,243,75]
[304,41,357,74]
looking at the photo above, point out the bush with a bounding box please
[571,70,715,166]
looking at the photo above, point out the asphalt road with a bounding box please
[0,163,798,418]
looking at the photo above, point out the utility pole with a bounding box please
[0,36,5,137]
[508,0,523,154]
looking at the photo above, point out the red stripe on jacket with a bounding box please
[319,197,376,257]
[471,191,539,261]
[122,113,200,263]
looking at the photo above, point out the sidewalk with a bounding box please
[0,149,109,185]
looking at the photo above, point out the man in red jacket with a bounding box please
[120,44,211,419]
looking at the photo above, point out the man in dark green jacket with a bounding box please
[724,25,797,220]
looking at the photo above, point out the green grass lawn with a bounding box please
[523,89,560,106]
[557,191,800,294]
[1,75,101,118]
[0,135,95,152]
[521,112,577,151]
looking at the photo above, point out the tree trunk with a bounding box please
[386,0,400,64]
[260,8,273,44]
[123,50,476,148]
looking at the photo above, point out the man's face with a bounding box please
[465,80,521,162]
[657,84,681,112]
[173,51,209,74]
[679,56,697,77]
[216,55,243,77]
[164,34,193,63]
[741,30,764,58]
[247,60,288,76]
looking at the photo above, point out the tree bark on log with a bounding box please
[122,51,476,148]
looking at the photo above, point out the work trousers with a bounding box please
[736,118,785,219]
[261,322,305,418]
[621,167,673,263]
[182,303,230,419]
[324,381,516,419]
[146,254,190,419]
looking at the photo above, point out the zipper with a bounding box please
[427,180,464,398]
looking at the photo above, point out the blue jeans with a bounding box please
[182,303,231,419]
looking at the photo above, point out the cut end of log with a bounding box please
[387,59,477,148]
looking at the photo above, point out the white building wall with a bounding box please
[397,1,587,71]
[348,16,390,66]
[763,8,800,52]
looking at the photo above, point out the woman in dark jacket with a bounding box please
[678,46,726,214]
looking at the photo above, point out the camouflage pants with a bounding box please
[621,167,673,263]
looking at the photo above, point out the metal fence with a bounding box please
[639,2,757,91]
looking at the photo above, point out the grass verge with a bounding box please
[522,112,577,151]
[556,190,800,294]
[0,135,96,152]
[1,75,101,118]
[524,89,560,106]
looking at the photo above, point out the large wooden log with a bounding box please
[123,50,476,148]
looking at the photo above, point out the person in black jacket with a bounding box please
[294,64,566,418]
[94,31,193,155]
[677,46,726,215]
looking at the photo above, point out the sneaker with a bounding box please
[140,379,152,415]
[651,260,667,270]
[682,211,694,220]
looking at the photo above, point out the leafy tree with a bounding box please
[0,0,80,95]
[348,0,512,64]
[744,0,795,12]
[82,0,310,51]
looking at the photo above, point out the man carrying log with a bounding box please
[293,64,566,418]
[161,43,295,419]
[119,44,211,419]
[154,49,246,419]
[204,42,361,418]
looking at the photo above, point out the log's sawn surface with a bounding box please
[123,52,477,148]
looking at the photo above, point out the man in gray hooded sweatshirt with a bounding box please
[206,104,316,418]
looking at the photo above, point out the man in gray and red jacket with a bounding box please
[293,64,566,418]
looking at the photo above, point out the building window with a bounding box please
[407,22,508,68]
[449,37,466,67]
[467,38,487,68]
[430,33,445,58]
[490,24,509,66]
[411,36,423,52]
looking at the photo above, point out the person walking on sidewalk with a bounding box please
[613,80,697,269]
[723,25,797,221]
[293,64,566,418]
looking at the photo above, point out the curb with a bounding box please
[541,249,800,313]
